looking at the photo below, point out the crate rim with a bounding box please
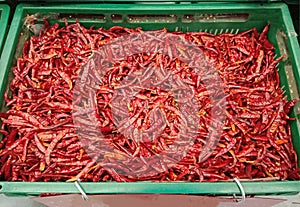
[15,0,282,3]
[0,4,10,57]
[0,181,299,195]
[14,1,294,9]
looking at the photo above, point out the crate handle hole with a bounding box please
[0,185,2,190]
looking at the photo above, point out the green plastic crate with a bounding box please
[0,2,299,196]
[0,4,9,57]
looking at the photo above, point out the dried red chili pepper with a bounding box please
[0,19,298,182]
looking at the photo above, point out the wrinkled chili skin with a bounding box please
[0,20,298,182]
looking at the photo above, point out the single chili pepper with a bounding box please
[45,129,70,165]
[215,136,237,158]
[284,99,298,114]
[0,132,33,156]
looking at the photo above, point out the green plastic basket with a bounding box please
[0,4,9,58]
[0,2,299,196]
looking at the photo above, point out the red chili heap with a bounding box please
[0,19,299,182]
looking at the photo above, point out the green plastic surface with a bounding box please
[0,4,9,57]
[0,2,299,196]
[16,0,281,3]
[0,181,300,196]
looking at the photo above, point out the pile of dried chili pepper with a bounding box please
[0,18,299,182]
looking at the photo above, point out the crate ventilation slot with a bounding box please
[127,14,177,23]
[182,13,249,22]
[276,29,289,62]
[50,13,249,24]
[57,14,106,22]
[111,14,123,23]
